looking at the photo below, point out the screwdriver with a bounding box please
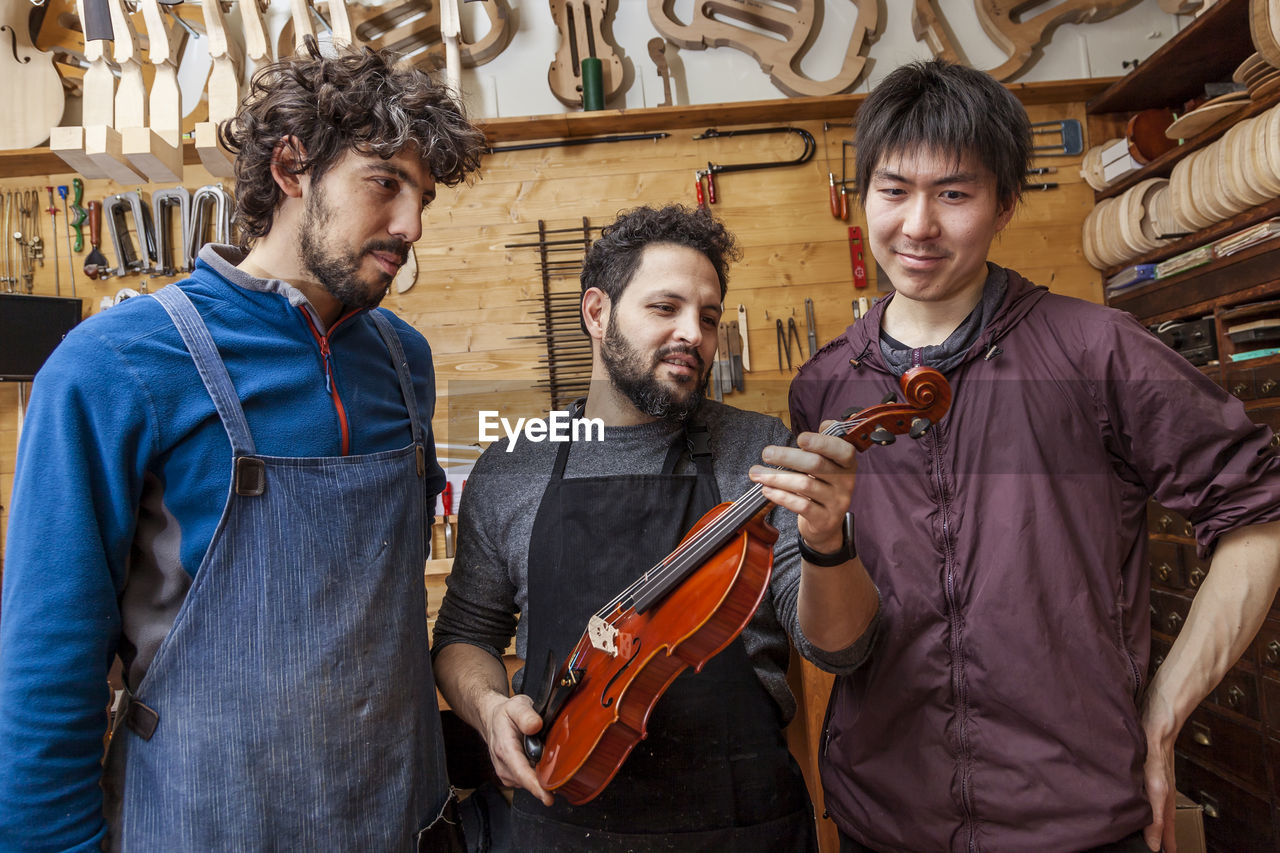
[45,186,60,295]
[57,185,77,296]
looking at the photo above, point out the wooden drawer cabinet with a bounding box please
[1177,705,1269,794]
[1148,539,1185,589]
[1176,755,1275,853]
[1210,666,1262,723]
[1151,588,1193,638]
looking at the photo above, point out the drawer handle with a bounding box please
[1154,563,1171,582]
[1190,722,1212,747]
[1188,568,1205,588]
[1157,513,1173,532]
[1199,793,1220,820]
[1266,640,1280,666]
[1225,685,1245,709]
[1230,383,1247,397]
[1261,379,1277,395]
[1152,655,1164,670]
[1181,521,1194,537]
[1164,611,1183,633]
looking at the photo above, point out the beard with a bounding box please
[298,181,407,313]
[599,311,709,423]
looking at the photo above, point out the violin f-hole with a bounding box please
[600,639,641,708]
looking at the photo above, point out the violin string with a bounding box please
[587,415,862,624]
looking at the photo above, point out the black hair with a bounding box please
[855,59,1032,206]
[581,204,741,306]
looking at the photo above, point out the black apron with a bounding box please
[511,406,816,852]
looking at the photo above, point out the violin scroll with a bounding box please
[835,366,951,451]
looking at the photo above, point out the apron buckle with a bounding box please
[117,691,160,741]
[235,457,266,496]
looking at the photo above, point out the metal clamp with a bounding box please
[151,187,192,275]
[190,184,233,265]
[104,191,156,277]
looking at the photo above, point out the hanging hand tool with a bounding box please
[805,299,817,356]
[45,187,60,295]
[822,121,852,220]
[713,322,731,400]
[692,126,816,202]
[736,304,751,372]
[84,201,112,280]
[152,187,192,275]
[776,317,803,372]
[786,317,803,369]
[849,226,868,290]
[441,481,455,558]
[1031,119,1083,157]
[727,321,744,391]
[57,186,77,297]
[70,179,87,253]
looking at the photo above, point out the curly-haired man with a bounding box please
[433,204,878,851]
[0,42,484,850]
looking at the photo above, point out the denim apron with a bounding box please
[102,285,453,851]
[511,405,816,852]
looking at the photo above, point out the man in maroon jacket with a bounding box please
[789,59,1280,853]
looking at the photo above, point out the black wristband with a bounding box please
[798,513,855,567]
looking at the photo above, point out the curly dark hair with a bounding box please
[581,205,741,310]
[220,39,486,244]
[855,59,1032,207]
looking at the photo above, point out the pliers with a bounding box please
[776,317,803,371]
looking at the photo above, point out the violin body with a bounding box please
[535,504,777,804]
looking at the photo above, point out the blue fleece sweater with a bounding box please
[0,245,446,851]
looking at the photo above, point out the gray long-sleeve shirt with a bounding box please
[432,399,873,723]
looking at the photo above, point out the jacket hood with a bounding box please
[840,265,1050,374]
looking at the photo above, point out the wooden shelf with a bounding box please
[0,80,1113,180]
[1087,0,1253,115]
[1101,197,1280,279]
[1095,90,1280,202]
[1107,236,1280,321]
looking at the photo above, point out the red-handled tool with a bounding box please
[694,170,705,208]
[849,226,868,289]
[441,482,455,558]
[704,167,716,204]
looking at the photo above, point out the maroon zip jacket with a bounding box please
[789,268,1280,853]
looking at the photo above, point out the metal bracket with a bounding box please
[189,184,233,265]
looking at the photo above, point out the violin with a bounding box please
[523,365,952,805]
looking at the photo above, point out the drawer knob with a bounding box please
[1225,685,1245,708]
[1165,611,1183,633]
[1157,513,1172,532]
[1181,521,1194,537]
[1266,640,1280,666]
[1202,800,1219,820]
[1191,729,1211,748]
[1261,379,1277,395]
[1230,383,1247,397]
[1188,568,1205,588]
[1155,563,1171,582]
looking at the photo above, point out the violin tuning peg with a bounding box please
[880,392,898,405]
[869,427,896,446]
[840,405,861,419]
[909,417,932,439]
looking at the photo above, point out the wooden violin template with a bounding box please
[524,365,952,805]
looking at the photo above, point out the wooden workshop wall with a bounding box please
[0,98,1098,567]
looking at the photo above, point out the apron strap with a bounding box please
[368,310,425,448]
[152,285,257,457]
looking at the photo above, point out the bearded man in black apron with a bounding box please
[434,204,881,852]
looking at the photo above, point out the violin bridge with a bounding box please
[588,616,619,656]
